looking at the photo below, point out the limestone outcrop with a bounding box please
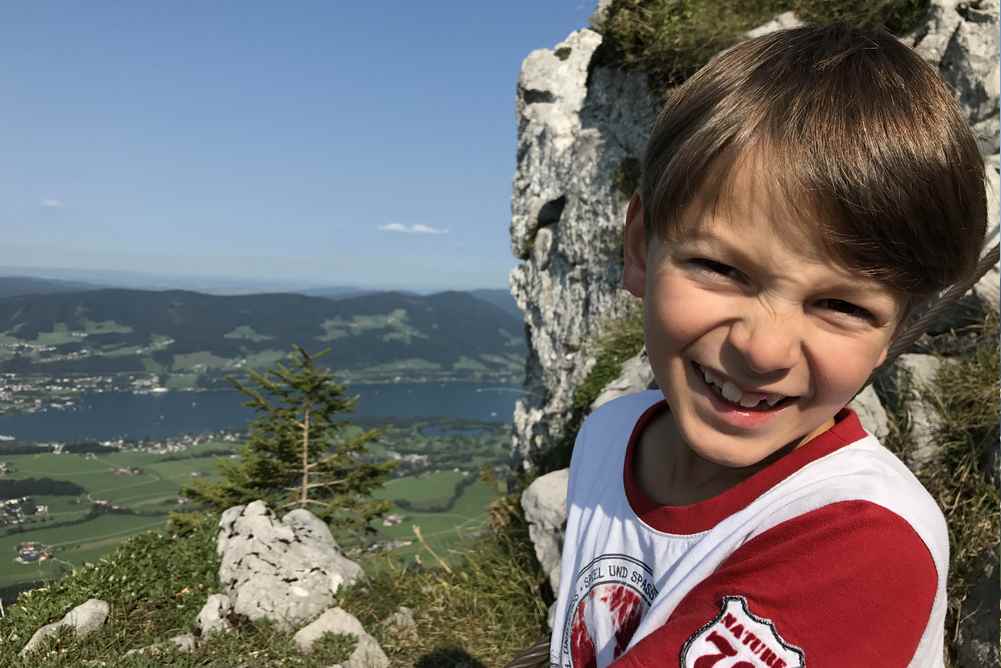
[509,28,659,470]
[217,500,363,630]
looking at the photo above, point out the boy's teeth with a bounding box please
[765,394,785,407]
[698,363,785,408]
[721,381,743,403]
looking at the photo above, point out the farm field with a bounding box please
[367,470,504,565]
[0,420,510,596]
[0,440,236,592]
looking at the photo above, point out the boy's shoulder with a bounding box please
[568,389,664,475]
[581,389,664,438]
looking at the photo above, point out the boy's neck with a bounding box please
[634,411,835,507]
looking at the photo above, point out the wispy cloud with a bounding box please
[40,198,64,208]
[378,223,448,235]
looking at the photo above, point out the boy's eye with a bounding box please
[817,299,872,321]
[690,258,743,281]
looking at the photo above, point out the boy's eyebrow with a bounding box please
[678,229,898,300]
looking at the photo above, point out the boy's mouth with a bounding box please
[691,361,796,411]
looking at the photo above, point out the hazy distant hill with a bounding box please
[0,276,105,299]
[468,289,521,319]
[0,288,525,384]
[296,286,394,301]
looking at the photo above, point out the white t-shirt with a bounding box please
[550,390,948,668]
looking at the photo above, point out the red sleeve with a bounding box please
[611,501,938,668]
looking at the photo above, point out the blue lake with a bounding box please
[0,382,525,443]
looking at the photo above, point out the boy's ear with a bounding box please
[623,193,648,299]
[875,345,889,368]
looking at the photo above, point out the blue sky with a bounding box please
[0,2,595,291]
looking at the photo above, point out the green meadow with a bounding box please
[0,424,507,593]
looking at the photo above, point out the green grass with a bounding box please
[0,448,230,591]
[369,474,503,566]
[866,312,999,667]
[0,499,548,667]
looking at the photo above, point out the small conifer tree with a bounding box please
[185,345,396,535]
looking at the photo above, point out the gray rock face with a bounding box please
[196,593,233,636]
[849,384,890,443]
[955,545,1000,668]
[20,598,109,656]
[217,501,363,630]
[887,354,950,471]
[509,2,1000,469]
[521,468,570,593]
[509,27,659,470]
[293,607,389,668]
[908,0,1000,154]
[591,349,655,411]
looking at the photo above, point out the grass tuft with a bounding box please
[882,312,999,666]
[339,499,549,666]
[596,0,932,88]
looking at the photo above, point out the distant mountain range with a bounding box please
[0,277,526,385]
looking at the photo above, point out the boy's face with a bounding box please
[623,166,903,469]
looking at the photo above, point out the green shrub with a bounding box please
[596,0,932,87]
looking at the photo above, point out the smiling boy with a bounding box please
[548,23,987,668]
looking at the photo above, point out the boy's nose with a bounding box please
[726,311,803,375]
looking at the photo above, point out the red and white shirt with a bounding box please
[549,390,948,668]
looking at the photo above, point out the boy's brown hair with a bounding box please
[640,22,987,326]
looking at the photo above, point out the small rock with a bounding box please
[522,468,570,593]
[170,633,197,653]
[20,598,109,656]
[196,593,233,636]
[294,607,389,668]
[380,606,417,640]
[124,632,198,658]
[745,11,804,39]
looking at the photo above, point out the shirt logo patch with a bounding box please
[680,596,805,668]
[559,554,658,667]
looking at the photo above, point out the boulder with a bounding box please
[881,354,954,471]
[955,545,1000,668]
[849,384,890,443]
[196,593,233,636]
[293,607,389,668]
[217,501,363,630]
[522,468,570,593]
[20,598,109,656]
